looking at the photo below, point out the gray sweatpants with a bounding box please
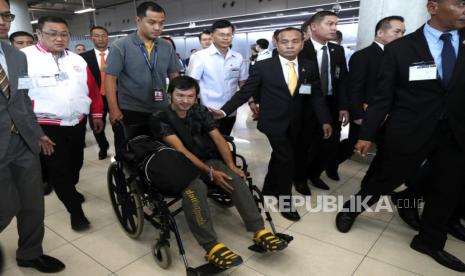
[181,159,264,252]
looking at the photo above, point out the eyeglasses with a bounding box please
[0,12,15,22]
[41,31,70,39]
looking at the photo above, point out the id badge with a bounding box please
[36,75,58,87]
[335,66,341,79]
[299,84,312,95]
[409,63,437,81]
[56,72,69,81]
[228,69,240,79]
[18,76,34,89]
[153,88,164,102]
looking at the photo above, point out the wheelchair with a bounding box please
[107,122,293,276]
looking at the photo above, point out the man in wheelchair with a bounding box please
[150,76,287,269]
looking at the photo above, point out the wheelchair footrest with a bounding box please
[248,232,294,253]
[248,244,267,253]
[188,263,228,276]
[275,233,294,243]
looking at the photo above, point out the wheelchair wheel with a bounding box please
[153,240,171,269]
[107,162,144,238]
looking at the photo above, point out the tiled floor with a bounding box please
[1,104,464,276]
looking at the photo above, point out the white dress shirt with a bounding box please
[94,48,109,68]
[0,43,9,78]
[256,49,272,62]
[187,44,248,112]
[311,38,333,95]
[278,55,299,85]
[374,41,385,51]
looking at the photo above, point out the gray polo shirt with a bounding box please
[105,32,181,113]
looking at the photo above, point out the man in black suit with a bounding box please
[81,26,110,160]
[345,16,406,186]
[211,27,332,221]
[336,0,465,271]
[297,11,349,193]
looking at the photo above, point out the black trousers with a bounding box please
[88,95,109,150]
[263,135,295,198]
[40,121,86,214]
[308,95,341,178]
[218,116,236,136]
[113,109,153,157]
[353,120,465,250]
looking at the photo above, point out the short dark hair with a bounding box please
[168,76,200,96]
[190,48,197,53]
[37,16,68,30]
[136,1,165,18]
[275,27,304,41]
[273,29,281,39]
[198,30,211,40]
[161,36,176,50]
[9,31,34,43]
[256,39,269,50]
[75,43,85,49]
[375,15,404,35]
[301,18,312,33]
[309,10,338,25]
[90,26,108,35]
[335,30,343,41]
[211,19,235,33]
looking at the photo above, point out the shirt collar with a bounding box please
[424,22,459,43]
[94,48,109,55]
[208,43,235,58]
[132,32,159,47]
[311,38,328,51]
[374,41,385,50]
[35,42,68,56]
[278,55,298,67]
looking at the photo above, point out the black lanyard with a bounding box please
[138,43,158,73]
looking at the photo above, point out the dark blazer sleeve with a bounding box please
[221,64,262,115]
[347,51,368,120]
[19,52,45,140]
[307,61,332,124]
[359,45,397,141]
[336,47,349,111]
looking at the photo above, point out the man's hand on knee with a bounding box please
[212,169,234,193]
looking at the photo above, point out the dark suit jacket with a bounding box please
[347,42,384,120]
[222,55,331,137]
[360,26,465,154]
[81,49,103,88]
[299,40,349,112]
[0,41,44,159]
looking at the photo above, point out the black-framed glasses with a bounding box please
[0,12,15,22]
[41,31,70,40]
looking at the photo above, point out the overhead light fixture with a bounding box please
[75,0,95,14]
[30,19,38,24]
[75,7,95,14]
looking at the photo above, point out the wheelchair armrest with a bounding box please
[222,135,234,143]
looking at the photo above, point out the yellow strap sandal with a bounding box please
[254,230,288,252]
[205,243,243,269]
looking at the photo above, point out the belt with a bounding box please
[10,123,19,134]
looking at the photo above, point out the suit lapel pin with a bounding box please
[302,68,305,73]
[331,48,335,52]
[462,40,465,45]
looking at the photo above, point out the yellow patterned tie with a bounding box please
[287,61,297,96]
[0,63,9,99]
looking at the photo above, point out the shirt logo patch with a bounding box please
[74,66,83,72]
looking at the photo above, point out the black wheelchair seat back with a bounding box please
[125,135,200,196]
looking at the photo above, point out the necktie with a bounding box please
[0,63,10,99]
[99,52,106,96]
[440,33,456,87]
[288,61,297,96]
[320,45,329,96]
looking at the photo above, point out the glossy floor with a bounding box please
[1,105,464,276]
